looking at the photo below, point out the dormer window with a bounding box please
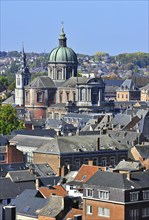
[143,190,149,200]
[98,190,109,200]
[86,188,93,197]
[130,192,139,201]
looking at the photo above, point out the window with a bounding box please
[143,190,149,200]
[98,190,109,200]
[75,159,80,169]
[129,209,139,220]
[84,158,89,164]
[73,92,76,102]
[60,93,63,103]
[98,207,110,217]
[142,207,149,217]
[126,94,128,99]
[93,157,98,166]
[130,192,139,202]
[37,92,43,102]
[86,205,92,215]
[86,188,93,197]
[66,92,70,101]
[17,78,20,86]
[122,94,124,98]
[0,155,5,162]
[117,94,120,98]
[25,91,29,102]
[101,157,107,166]
[110,157,115,166]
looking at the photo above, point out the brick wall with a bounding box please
[6,144,23,163]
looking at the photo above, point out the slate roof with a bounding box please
[0,135,8,146]
[60,77,88,88]
[9,135,53,148]
[114,160,143,171]
[38,195,63,218]
[2,94,15,105]
[84,170,149,190]
[107,130,142,148]
[38,176,62,187]
[29,163,56,177]
[34,134,128,155]
[34,135,100,154]
[11,128,56,138]
[7,170,35,182]
[9,189,48,218]
[140,83,149,90]
[0,177,21,200]
[104,79,124,87]
[116,79,138,91]
[110,114,131,128]
[25,76,56,89]
[0,163,28,177]
[134,145,149,160]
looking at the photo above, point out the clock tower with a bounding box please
[15,46,31,106]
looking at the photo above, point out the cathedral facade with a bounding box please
[15,27,106,119]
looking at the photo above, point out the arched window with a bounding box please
[57,69,62,80]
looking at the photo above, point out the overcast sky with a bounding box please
[1,0,149,55]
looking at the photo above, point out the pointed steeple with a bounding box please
[59,22,67,47]
[21,43,27,71]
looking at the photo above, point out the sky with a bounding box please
[1,0,149,56]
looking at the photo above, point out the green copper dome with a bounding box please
[49,47,77,63]
[49,25,78,64]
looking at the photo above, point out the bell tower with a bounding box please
[15,45,31,106]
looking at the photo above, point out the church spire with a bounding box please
[59,22,67,47]
[21,43,27,71]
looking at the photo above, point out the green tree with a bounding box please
[0,104,24,135]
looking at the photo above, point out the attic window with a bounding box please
[81,175,87,181]
[23,206,30,212]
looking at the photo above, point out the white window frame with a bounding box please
[143,190,149,200]
[86,205,92,215]
[98,190,109,200]
[130,192,139,202]
[93,157,98,166]
[98,207,110,217]
[101,157,107,166]
[86,188,93,197]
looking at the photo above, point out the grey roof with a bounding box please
[85,170,149,190]
[134,145,149,160]
[104,79,124,87]
[0,163,28,177]
[110,114,131,128]
[11,128,56,138]
[45,118,67,129]
[7,170,35,182]
[9,135,53,148]
[25,76,56,89]
[0,135,8,146]
[116,79,138,91]
[38,196,63,218]
[29,163,56,177]
[140,83,149,90]
[60,77,88,88]
[34,134,127,155]
[38,176,62,187]
[114,160,143,171]
[2,94,15,105]
[9,189,48,218]
[0,178,21,200]
[107,130,142,148]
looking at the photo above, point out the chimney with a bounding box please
[2,205,16,220]
[127,171,131,180]
[96,137,100,151]
[88,160,93,166]
[35,178,40,190]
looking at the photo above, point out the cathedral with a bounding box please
[15,26,106,119]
